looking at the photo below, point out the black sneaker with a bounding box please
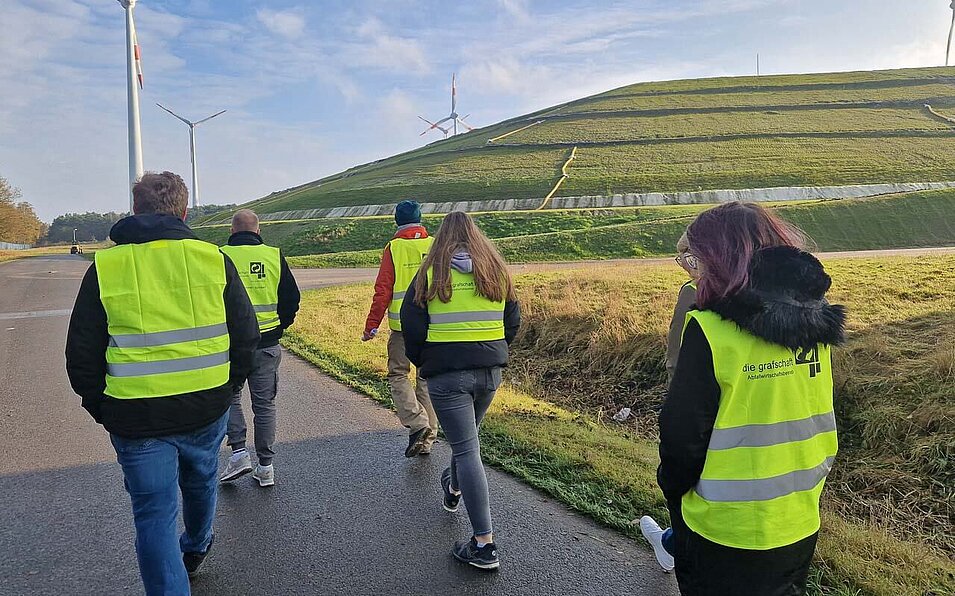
[183,534,214,579]
[452,537,499,570]
[441,467,461,512]
[405,427,433,458]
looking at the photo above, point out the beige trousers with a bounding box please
[387,331,437,447]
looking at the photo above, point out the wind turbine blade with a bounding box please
[418,116,451,137]
[195,109,227,125]
[456,118,474,131]
[156,103,192,125]
[451,73,457,113]
[130,11,144,89]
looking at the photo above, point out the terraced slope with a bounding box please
[230,67,955,217]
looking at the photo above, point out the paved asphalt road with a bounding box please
[0,255,679,596]
[292,245,955,290]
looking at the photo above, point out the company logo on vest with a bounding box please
[794,346,822,378]
[250,262,266,279]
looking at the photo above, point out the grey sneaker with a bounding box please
[219,451,252,482]
[452,537,499,570]
[252,463,274,487]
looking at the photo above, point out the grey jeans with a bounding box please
[227,344,282,466]
[427,367,502,537]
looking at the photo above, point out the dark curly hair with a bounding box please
[132,171,188,216]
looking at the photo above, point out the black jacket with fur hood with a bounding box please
[657,246,846,503]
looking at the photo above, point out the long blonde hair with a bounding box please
[413,211,516,306]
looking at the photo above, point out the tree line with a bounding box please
[44,204,237,244]
[2,172,236,246]
[0,176,45,244]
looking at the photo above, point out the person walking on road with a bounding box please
[400,211,521,571]
[219,209,301,487]
[66,172,260,595]
[644,202,845,595]
[362,200,438,457]
[665,231,700,383]
[641,230,701,573]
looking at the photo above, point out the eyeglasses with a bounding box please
[675,253,699,270]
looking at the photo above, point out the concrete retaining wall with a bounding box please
[0,241,32,250]
[204,181,955,224]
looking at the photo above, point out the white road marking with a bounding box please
[0,309,72,321]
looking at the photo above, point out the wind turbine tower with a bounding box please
[156,104,226,209]
[419,74,474,137]
[947,1,955,66]
[118,0,144,213]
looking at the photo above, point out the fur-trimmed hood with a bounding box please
[709,246,846,350]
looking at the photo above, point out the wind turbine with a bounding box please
[419,74,474,137]
[418,116,449,138]
[947,1,955,66]
[156,104,226,209]
[118,0,144,213]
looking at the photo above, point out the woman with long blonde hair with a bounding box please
[400,211,521,571]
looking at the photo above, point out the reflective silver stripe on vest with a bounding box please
[253,303,279,313]
[695,456,835,502]
[108,323,229,349]
[708,412,837,451]
[107,350,230,378]
[388,312,400,320]
[430,311,502,324]
[258,317,280,328]
[392,291,406,300]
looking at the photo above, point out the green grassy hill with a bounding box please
[223,67,955,217]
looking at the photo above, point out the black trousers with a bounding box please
[666,498,817,596]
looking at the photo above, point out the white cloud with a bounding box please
[350,18,430,75]
[256,8,306,39]
[498,0,530,21]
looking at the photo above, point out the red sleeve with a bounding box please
[364,244,395,334]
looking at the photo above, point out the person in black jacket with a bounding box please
[401,211,520,571]
[66,172,260,593]
[646,202,845,596]
[218,209,301,487]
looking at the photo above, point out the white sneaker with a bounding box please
[252,464,274,487]
[219,451,253,482]
[639,516,675,573]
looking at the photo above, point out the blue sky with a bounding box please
[1,0,952,220]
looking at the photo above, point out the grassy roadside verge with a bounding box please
[282,274,954,596]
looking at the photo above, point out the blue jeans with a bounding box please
[662,528,674,554]
[110,412,227,596]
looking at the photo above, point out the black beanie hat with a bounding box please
[395,200,421,226]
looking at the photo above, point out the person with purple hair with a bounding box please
[641,202,846,595]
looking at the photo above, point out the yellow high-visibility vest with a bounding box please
[95,239,230,399]
[388,236,434,332]
[680,309,837,550]
[426,268,505,342]
[220,244,282,333]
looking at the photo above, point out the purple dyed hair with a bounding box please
[687,202,807,308]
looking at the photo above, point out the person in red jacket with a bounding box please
[362,201,437,457]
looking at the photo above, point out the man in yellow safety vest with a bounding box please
[66,171,260,594]
[219,209,300,487]
[362,200,437,457]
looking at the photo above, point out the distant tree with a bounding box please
[0,175,44,244]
